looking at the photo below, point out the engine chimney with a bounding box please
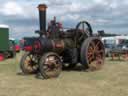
[38,4,47,36]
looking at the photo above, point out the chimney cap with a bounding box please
[38,4,47,11]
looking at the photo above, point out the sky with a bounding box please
[0,0,128,39]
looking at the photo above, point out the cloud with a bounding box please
[0,0,128,39]
[0,1,24,16]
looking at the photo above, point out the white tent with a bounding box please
[102,35,128,45]
[0,24,9,28]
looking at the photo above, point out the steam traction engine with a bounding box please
[20,4,105,79]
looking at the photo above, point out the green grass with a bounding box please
[0,52,128,96]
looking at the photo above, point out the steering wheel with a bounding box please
[75,21,93,47]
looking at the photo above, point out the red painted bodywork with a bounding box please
[15,45,20,52]
[0,54,4,61]
[24,46,32,51]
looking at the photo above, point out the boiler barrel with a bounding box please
[33,38,75,54]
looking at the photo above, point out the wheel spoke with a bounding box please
[28,54,33,60]
[22,53,38,74]
[39,53,62,78]
[88,54,94,63]
[95,50,104,54]
[94,41,101,51]
[90,42,95,51]
[83,39,105,71]
[87,52,93,57]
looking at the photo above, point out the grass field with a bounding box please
[0,52,128,96]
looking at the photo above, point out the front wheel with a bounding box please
[39,52,62,79]
[20,52,39,74]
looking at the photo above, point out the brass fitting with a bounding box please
[38,4,47,11]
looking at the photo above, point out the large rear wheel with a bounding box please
[81,37,105,71]
[39,52,62,79]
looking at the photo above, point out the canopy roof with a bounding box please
[0,24,9,28]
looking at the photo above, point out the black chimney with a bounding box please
[38,4,47,36]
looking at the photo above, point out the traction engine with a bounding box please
[20,4,105,79]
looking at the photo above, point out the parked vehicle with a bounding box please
[9,39,16,58]
[10,38,21,53]
[104,44,115,57]
[14,40,20,52]
[102,36,128,45]
[102,36,128,56]
[0,25,16,59]
[102,37,116,56]
[116,42,128,50]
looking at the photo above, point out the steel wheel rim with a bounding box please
[24,54,38,73]
[42,55,62,77]
[87,39,105,70]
